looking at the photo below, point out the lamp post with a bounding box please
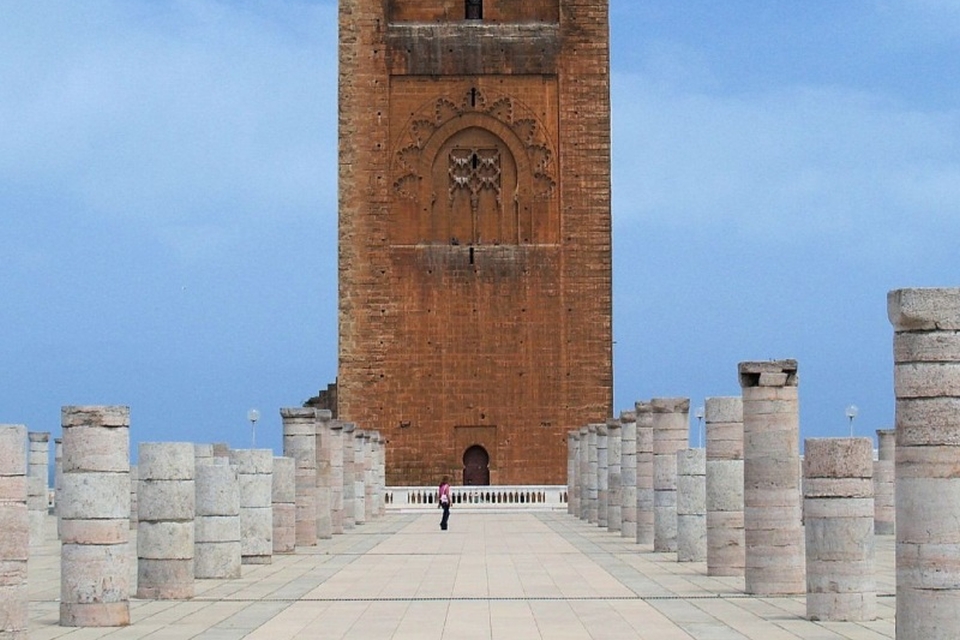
[695,406,705,448]
[247,408,260,448]
[845,404,859,437]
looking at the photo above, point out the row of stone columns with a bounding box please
[0,404,388,634]
[568,357,896,624]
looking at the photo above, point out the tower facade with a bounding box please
[337,0,612,486]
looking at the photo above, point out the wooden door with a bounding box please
[462,445,490,486]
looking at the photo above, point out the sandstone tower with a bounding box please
[337,0,612,486]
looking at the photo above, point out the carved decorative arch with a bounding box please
[391,88,558,245]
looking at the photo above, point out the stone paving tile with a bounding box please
[25,512,897,639]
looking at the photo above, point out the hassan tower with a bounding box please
[336,0,612,486]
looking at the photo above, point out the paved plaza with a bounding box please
[28,511,895,639]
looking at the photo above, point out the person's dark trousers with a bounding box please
[440,503,450,530]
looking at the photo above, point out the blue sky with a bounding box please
[2,1,958,458]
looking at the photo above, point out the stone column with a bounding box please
[0,424,28,638]
[354,430,367,525]
[606,419,622,533]
[272,456,296,554]
[567,431,579,516]
[803,437,875,622]
[194,458,241,579]
[705,396,744,577]
[194,444,213,466]
[315,410,334,539]
[889,288,960,639]
[635,401,655,545]
[873,428,895,535]
[54,437,62,538]
[587,424,599,524]
[740,360,804,595]
[59,406,130,627]
[676,448,706,562]
[364,433,378,520]
[362,432,375,522]
[137,442,195,599]
[27,431,50,546]
[620,411,637,539]
[596,423,609,528]
[281,407,318,545]
[329,421,345,534]
[376,432,386,517]
[652,397,689,552]
[578,426,590,521]
[229,449,273,564]
[128,465,138,530]
[341,424,356,530]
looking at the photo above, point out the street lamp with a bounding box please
[845,405,859,437]
[247,408,260,448]
[695,406,705,448]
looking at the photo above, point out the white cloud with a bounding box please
[0,0,338,227]
[612,74,960,253]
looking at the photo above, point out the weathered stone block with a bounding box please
[888,287,960,331]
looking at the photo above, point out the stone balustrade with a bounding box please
[385,485,567,511]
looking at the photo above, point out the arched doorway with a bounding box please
[462,445,490,486]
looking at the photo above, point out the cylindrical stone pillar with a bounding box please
[652,397,689,552]
[26,473,46,547]
[353,430,366,526]
[635,402,654,545]
[873,428,895,535]
[129,465,138,530]
[587,425,599,524]
[368,433,379,520]
[315,411,334,539]
[281,407,318,546]
[803,437,875,622]
[194,458,241,579]
[620,411,637,539]
[578,426,590,521]
[272,456,296,554]
[362,432,375,522]
[59,406,130,627]
[676,448,706,562]
[54,436,62,538]
[194,444,213,467]
[878,427,895,461]
[137,442,195,599]
[740,360,804,595]
[567,431,579,516]
[375,432,386,517]
[607,419,622,533]
[0,424,29,638]
[596,424,609,528]
[705,396,744,577]
[329,421,345,534]
[27,431,50,546]
[229,449,273,564]
[889,287,960,639]
[341,424,356,531]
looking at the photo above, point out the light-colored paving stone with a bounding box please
[26,511,895,639]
